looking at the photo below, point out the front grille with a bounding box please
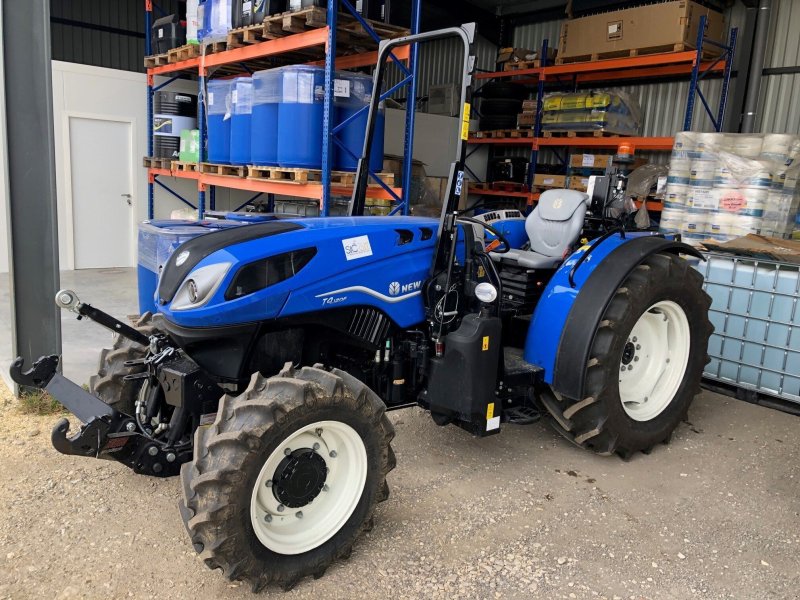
[348,308,390,347]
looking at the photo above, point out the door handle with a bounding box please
[121,193,132,206]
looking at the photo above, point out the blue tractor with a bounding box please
[11,25,711,591]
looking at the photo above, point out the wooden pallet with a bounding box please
[474,129,536,139]
[541,130,631,138]
[226,23,269,49]
[555,43,718,65]
[199,162,247,177]
[171,161,199,173]
[143,53,169,68]
[248,165,395,186]
[201,40,228,55]
[261,6,409,43]
[167,43,200,63]
[143,156,173,169]
[503,59,543,71]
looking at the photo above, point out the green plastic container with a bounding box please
[179,129,200,162]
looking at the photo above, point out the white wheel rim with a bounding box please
[250,420,367,555]
[618,300,691,422]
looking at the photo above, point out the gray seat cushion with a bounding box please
[490,189,589,270]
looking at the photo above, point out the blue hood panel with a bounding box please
[159,217,440,329]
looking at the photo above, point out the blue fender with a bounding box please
[524,232,703,400]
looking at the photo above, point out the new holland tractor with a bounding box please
[11,25,711,591]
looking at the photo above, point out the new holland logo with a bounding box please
[389,282,401,296]
[389,280,422,296]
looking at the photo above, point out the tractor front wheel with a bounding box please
[179,365,395,592]
[543,252,712,457]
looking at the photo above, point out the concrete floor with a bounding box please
[0,268,138,390]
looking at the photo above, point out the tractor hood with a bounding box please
[157,216,440,329]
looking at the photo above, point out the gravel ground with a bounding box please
[0,386,797,600]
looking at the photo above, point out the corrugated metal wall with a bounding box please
[759,0,800,133]
[49,0,182,72]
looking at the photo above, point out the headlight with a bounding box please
[171,262,232,311]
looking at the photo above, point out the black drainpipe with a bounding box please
[741,0,772,132]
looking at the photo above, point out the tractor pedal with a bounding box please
[124,358,147,367]
[505,405,541,425]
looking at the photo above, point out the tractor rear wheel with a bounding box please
[543,253,712,457]
[88,313,154,414]
[179,365,395,592]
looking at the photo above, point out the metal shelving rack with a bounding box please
[144,0,421,219]
[467,15,738,208]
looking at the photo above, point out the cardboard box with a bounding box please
[497,47,557,67]
[521,99,538,112]
[703,235,800,265]
[517,113,537,128]
[568,153,614,170]
[558,1,725,61]
[533,174,567,189]
[568,176,591,192]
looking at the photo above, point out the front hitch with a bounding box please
[10,355,185,477]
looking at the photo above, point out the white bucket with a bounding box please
[730,216,762,238]
[693,132,722,153]
[762,133,797,156]
[725,135,763,158]
[659,207,685,233]
[706,213,735,242]
[664,183,690,209]
[690,158,717,184]
[673,132,696,153]
[670,156,692,174]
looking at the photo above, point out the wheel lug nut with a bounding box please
[264,514,272,523]
[126,422,136,432]
[277,504,285,512]
[666,358,671,363]
[627,365,633,371]
[634,356,639,362]
[295,511,303,519]
[166,453,176,463]
[148,446,158,456]
[620,366,625,372]
[636,344,641,350]
[265,480,273,487]
[632,336,637,342]
[313,442,320,451]
[644,396,649,402]
[329,450,337,458]
[284,448,292,456]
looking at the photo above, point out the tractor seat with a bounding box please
[491,188,590,270]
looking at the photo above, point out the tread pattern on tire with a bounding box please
[88,312,154,414]
[179,365,396,592]
[540,253,713,458]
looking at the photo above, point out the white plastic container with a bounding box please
[659,207,684,234]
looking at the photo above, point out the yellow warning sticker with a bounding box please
[477,265,485,278]
[482,336,489,351]
[461,102,471,140]
[486,402,495,420]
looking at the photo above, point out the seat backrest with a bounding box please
[525,189,589,258]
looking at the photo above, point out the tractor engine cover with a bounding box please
[426,313,502,436]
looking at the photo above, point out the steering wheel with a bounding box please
[457,217,511,254]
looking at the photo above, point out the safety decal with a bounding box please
[482,336,489,351]
[461,102,471,140]
[342,235,373,261]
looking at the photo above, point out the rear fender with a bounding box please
[523,233,703,400]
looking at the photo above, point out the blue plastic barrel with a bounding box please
[230,77,253,165]
[136,219,244,314]
[277,66,325,169]
[251,68,283,165]
[333,71,385,172]
[207,79,233,163]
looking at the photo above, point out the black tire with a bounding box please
[479,114,518,130]
[477,81,528,100]
[88,313,154,414]
[179,365,396,592]
[541,253,712,458]
[480,98,524,116]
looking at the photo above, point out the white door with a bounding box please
[69,117,133,269]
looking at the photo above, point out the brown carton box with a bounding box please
[517,113,537,128]
[558,1,725,61]
[568,175,591,192]
[568,153,615,170]
[533,174,567,188]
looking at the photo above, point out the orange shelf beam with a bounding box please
[308,45,410,69]
[203,28,330,70]
[467,136,675,152]
[475,51,726,85]
[150,168,401,203]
